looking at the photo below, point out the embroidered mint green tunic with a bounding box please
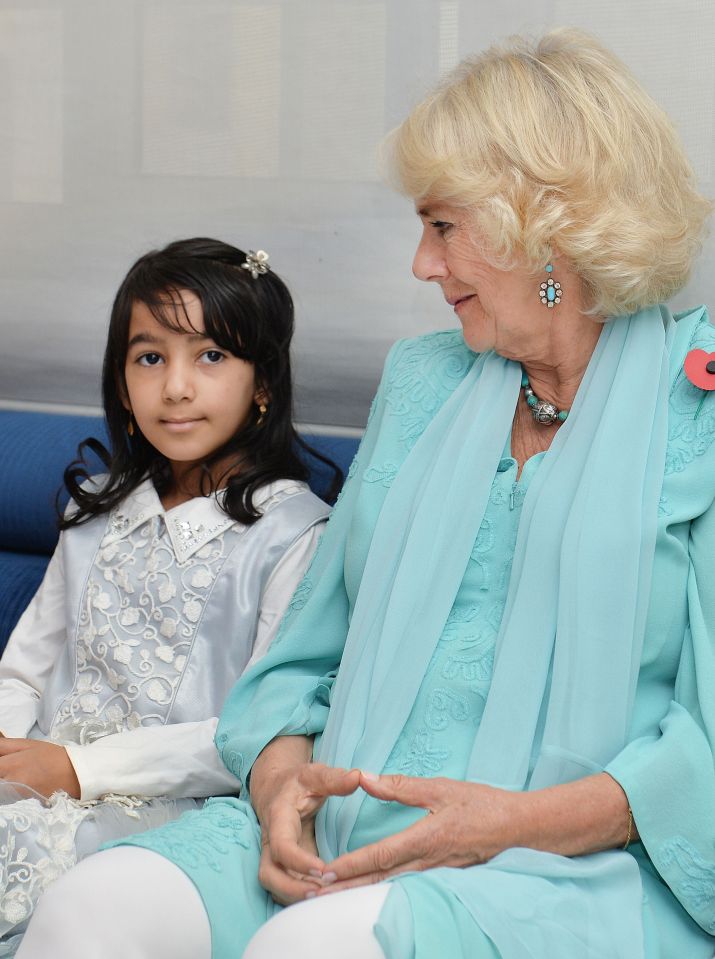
[115,308,715,959]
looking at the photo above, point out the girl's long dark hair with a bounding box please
[61,237,341,528]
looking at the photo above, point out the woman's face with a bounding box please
[412,200,543,358]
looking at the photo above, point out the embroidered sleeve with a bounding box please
[607,490,715,934]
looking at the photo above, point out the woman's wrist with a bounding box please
[510,772,635,857]
[249,735,313,824]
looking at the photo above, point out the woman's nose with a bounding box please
[412,230,448,282]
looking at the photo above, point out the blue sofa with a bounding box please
[0,410,359,654]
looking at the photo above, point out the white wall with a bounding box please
[0,0,713,427]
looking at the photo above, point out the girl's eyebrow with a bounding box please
[127,331,212,349]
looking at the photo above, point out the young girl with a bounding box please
[0,238,333,953]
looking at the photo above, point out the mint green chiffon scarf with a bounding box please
[315,306,672,856]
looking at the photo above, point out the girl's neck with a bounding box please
[160,487,196,511]
[161,456,238,511]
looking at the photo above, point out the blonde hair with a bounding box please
[388,29,712,315]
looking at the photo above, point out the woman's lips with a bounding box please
[452,295,474,313]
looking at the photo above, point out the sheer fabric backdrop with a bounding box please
[0,0,712,428]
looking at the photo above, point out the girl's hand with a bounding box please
[0,738,81,799]
[256,761,361,905]
[317,772,518,894]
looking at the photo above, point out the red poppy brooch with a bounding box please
[684,349,715,417]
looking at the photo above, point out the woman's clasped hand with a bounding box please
[313,771,520,891]
[255,754,634,901]
[253,760,518,902]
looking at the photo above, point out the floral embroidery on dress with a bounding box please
[396,729,451,777]
[363,463,399,489]
[440,632,495,686]
[286,580,313,615]
[424,687,472,732]
[436,605,497,687]
[126,804,252,874]
[658,492,673,517]
[384,333,474,450]
[50,515,243,744]
[0,793,86,938]
[379,454,519,784]
[221,747,244,780]
[438,605,482,645]
[658,836,715,932]
[215,731,243,776]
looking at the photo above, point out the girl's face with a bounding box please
[123,290,262,487]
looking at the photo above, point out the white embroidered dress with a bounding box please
[0,477,328,950]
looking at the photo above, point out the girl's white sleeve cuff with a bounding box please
[65,717,241,802]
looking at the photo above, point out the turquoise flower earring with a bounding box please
[539,264,562,308]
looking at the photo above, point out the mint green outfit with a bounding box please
[114,306,715,959]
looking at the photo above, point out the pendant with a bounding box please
[530,400,561,425]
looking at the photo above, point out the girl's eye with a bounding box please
[430,220,453,236]
[137,352,163,366]
[200,350,225,364]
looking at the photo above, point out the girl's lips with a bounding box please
[161,418,203,432]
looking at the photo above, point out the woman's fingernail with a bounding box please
[361,770,380,782]
[321,871,337,884]
[305,891,317,899]
[308,869,323,879]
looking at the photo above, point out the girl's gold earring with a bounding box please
[127,414,135,437]
[257,403,268,427]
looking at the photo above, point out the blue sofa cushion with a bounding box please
[0,411,109,555]
[0,550,49,648]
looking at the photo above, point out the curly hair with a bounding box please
[387,28,712,316]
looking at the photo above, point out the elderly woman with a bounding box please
[18,29,715,959]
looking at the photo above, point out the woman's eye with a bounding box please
[430,220,453,236]
[201,350,225,364]
[137,352,163,366]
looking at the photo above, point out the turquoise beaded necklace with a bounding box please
[521,371,569,425]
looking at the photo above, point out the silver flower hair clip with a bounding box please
[241,249,271,279]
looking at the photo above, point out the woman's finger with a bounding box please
[358,771,448,810]
[257,845,321,906]
[315,861,426,895]
[326,815,438,882]
[299,764,362,803]
[266,802,327,876]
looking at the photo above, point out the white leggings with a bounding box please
[16,846,389,959]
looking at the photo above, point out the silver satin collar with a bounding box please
[102,478,309,562]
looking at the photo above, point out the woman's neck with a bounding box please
[517,310,604,412]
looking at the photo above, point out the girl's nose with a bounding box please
[162,361,195,403]
[412,229,448,283]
